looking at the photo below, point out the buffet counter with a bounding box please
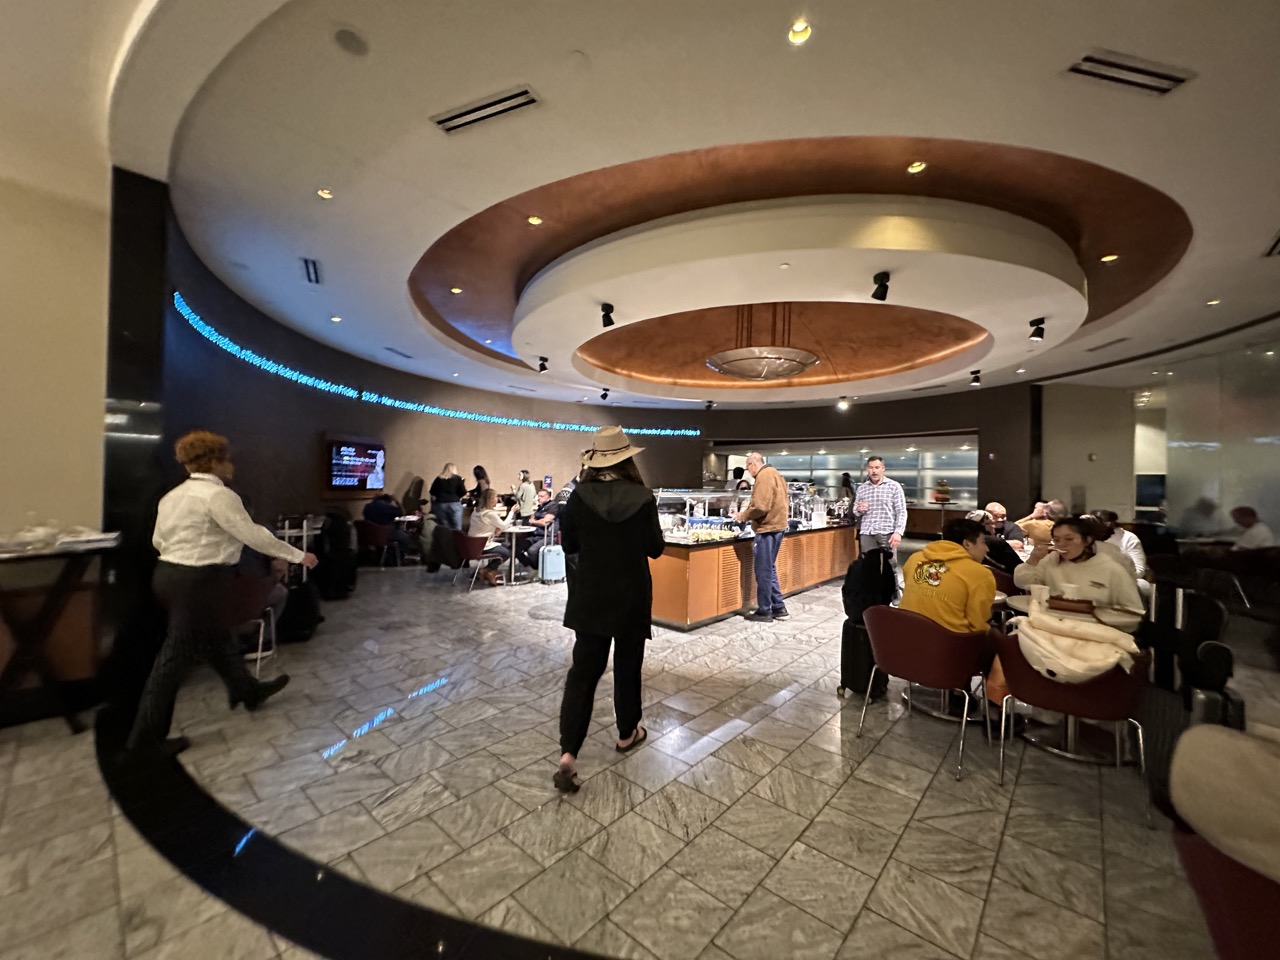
[650,525,858,631]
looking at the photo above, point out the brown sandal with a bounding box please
[553,764,581,793]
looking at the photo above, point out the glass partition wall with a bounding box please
[714,434,981,509]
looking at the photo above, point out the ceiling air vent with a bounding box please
[505,384,538,394]
[384,347,413,359]
[1085,337,1130,353]
[1067,50,1193,95]
[301,258,322,284]
[1265,231,1280,258]
[432,86,538,133]
[909,384,949,392]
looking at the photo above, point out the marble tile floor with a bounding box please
[7,565,1274,959]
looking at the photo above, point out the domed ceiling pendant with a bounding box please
[706,303,819,381]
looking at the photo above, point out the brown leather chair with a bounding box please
[452,531,506,591]
[227,573,279,679]
[860,605,994,780]
[1174,827,1280,960]
[991,631,1151,818]
[354,519,400,567]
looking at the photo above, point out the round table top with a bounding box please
[1006,594,1032,613]
[507,525,537,534]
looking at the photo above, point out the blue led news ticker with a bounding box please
[174,292,700,438]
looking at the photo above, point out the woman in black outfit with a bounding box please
[554,427,665,793]
[429,462,466,530]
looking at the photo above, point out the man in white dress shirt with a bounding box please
[852,456,907,596]
[1230,506,1276,550]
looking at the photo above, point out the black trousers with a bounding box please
[559,631,646,757]
[128,562,258,748]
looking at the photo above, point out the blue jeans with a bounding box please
[753,530,785,615]
[434,501,463,530]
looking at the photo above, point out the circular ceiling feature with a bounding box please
[706,346,821,381]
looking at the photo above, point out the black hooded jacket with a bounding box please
[560,479,665,638]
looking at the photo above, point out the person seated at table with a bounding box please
[1229,506,1276,550]
[1078,514,1139,579]
[984,502,1025,550]
[362,493,413,550]
[1093,509,1150,597]
[469,488,521,586]
[900,518,998,634]
[965,510,1022,575]
[517,488,561,570]
[1018,498,1066,551]
[1014,515,1144,631]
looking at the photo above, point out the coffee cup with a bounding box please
[1060,583,1080,600]
[1029,584,1049,604]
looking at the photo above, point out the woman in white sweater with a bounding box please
[468,488,515,585]
[1013,516,1144,631]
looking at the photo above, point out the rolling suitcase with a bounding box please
[539,545,566,583]
[837,547,895,700]
[839,620,888,700]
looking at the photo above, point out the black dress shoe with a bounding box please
[232,674,290,711]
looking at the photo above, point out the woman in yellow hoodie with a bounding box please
[899,518,997,634]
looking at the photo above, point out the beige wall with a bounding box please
[1134,408,1168,475]
[0,179,108,532]
[1041,384,1136,516]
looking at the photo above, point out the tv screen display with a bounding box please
[329,441,385,491]
[1135,473,1166,508]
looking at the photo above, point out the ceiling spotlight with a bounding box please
[1152,370,1161,375]
[871,271,890,302]
[600,388,610,401]
[601,302,615,328]
[449,287,462,295]
[787,19,812,45]
[906,161,928,175]
[1206,299,1221,306]
[1099,253,1119,263]
[329,315,342,323]
[859,447,870,455]
[835,397,851,412]
[1029,318,1045,342]
[537,356,548,373]
[705,401,715,411]
[484,339,492,344]
[779,262,790,270]
[1015,367,1027,375]
[316,188,334,200]
[1267,350,1276,357]
[970,370,981,387]
[451,373,459,378]
[1166,371,1174,375]
[526,215,543,225]
[960,444,971,450]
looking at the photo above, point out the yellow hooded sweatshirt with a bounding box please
[899,540,996,634]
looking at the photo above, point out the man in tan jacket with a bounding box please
[735,452,790,622]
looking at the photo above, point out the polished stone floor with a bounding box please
[6,562,1275,959]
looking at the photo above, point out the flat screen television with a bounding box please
[1135,473,1166,508]
[328,440,385,491]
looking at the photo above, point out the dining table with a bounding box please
[503,525,536,585]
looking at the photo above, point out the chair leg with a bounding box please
[1130,717,1152,828]
[905,683,912,718]
[856,666,877,737]
[379,545,387,567]
[1114,723,1123,770]
[998,694,1013,785]
[980,676,992,746]
[254,619,265,680]
[1230,574,1251,608]
[468,563,483,593]
[955,690,970,781]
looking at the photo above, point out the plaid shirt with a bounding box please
[854,476,907,537]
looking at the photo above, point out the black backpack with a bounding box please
[842,548,896,624]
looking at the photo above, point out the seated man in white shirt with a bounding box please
[1094,509,1150,597]
[1230,506,1276,550]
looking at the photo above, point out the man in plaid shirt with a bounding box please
[853,456,907,596]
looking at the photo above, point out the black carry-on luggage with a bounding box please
[837,547,896,700]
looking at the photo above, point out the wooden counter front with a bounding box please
[650,526,858,631]
[905,506,968,537]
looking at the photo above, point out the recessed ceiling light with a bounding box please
[1152,370,1161,375]
[484,339,492,344]
[787,19,812,45]
[1099,253,1119,263]
[329,315,342,323]
[449,287,463,295]
[316,188,334,200]
[1166,371,1174,376]
[526,215,543,225]
[451,373,459,378]
[818,449,827,455]
[780,263,790,270]
[1206,299,1221,306]
[960,444,971,450]
[781,450,789,455]
[1266,350,1276,357]
[859,448,870,454]
[1015,367,1026,375]
[906,161,928,175]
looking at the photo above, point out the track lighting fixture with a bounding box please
[969,370,981,387]
[835,397,850,412]
[705,400,715,411]
[600,388,610,401]
[1029,318,1045,342]
[871,271,890,302]
[537,356,548,373]
[601,302,615,328]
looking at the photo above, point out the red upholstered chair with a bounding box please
[1173,827,1280,960]
[354,519,400,567]
[990,568,1022,598]
[452,531,506,592]
[227,573,279,679]
[991,631,1151,816]
[860,605,994,780]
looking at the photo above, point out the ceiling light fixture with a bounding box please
[449,287,462,295]
[835,397,850,412]
[1100,253,1119,263]
[1267,350,1276,357]
[906,161,928,175]
[818,449,827,455]
[706,303,818,380]
[871,271,890,302]
[527,215,543,225]
[451,373,459,378]
[537,356,548,373]
[970,370,982,387]
[1029,318,1046,342]
[329,315,342,323]
[1015,367,1027,375]
[787,19,812,45]
[960,444,971,450]
[859,448,870,455]
[316,188,334,200]
[1206,299,1221,306]
[600,388,610,401]
[484,339,492,344]
[779,262,790,270]
[601,302,615,328]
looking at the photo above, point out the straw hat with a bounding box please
[581,425,644,468]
